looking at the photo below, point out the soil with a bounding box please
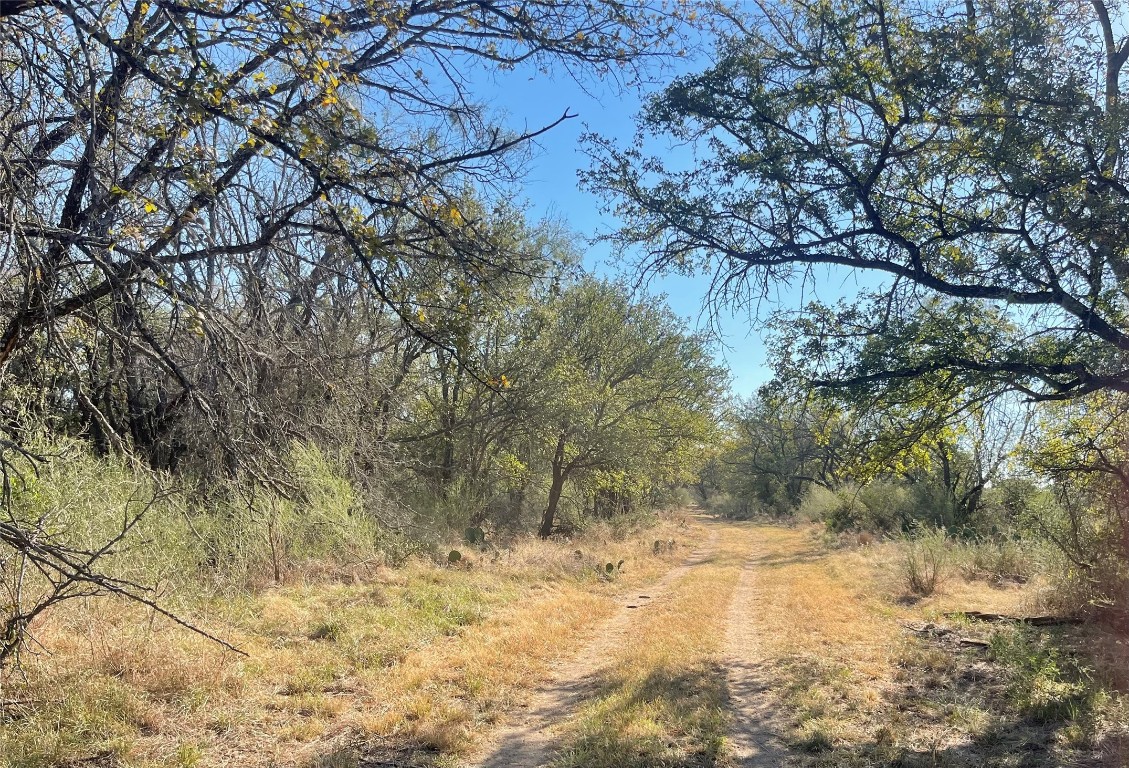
[467,519,789,767]
[468,527,723,768]
[722,543,788,767]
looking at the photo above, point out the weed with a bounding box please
[988,628,1098,726]
[958,538,1040,584]
[309,620,346,642]
[795,721,835,753]
[176,742,203,767]
[309,748,359,768]
[903,527,948,596]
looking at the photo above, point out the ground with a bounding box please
[1,512,1126,768]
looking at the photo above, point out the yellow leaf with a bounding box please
[144,201,157,213]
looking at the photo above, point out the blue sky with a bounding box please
[471,61,782,396]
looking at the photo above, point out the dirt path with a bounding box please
[467,527,722,768]
[723,542,788,767]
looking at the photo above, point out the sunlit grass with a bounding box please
[745,525,1127,767]
[0,515,704,768]
[550,526,752,767]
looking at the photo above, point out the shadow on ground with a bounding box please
[774,623,1127,768]
[548,660,732,768]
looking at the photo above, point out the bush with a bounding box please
[902,526,949,596]
[857,480,916,531]
[958,538,1041,584]
[797,485,841,524]
[1015,487,1129,619]
[652,485,695,510]
[703,492,754,519]
[189,442,385,584]
[807,482,917,533]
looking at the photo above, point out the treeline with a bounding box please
[0,243,723,659]
[703,376,1128,616]
[586,0,1129,622]
[0,0,720,662]
[1,240,723,659]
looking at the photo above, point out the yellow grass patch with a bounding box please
[738,525,1127,767]
[0,515,706,768]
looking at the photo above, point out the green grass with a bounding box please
[988,627,1103,726]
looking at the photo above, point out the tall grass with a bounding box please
[1,437,396,656]
[902,526,949,596]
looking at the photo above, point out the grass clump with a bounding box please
[989,628,1100,725]
[902,526,948,597]
[958,538,1041,584]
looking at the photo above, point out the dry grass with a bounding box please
[6,516,1125,768]
[0,513,705,768]
[548,524,755,767]
[743,524,1128,767]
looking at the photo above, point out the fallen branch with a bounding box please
[903,622,990,648]
[946,611,1083,626]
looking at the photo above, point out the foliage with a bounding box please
[513,278,725,537]
[0,438,208,663]
[0,0,708,656]
[1020,395,1129,614]
[589,0,1129,404]
[717,388,850,516]
[588,0,1129,609]
[0,437,395,659]
[711,381,1022,535]
[989,628,1103,725]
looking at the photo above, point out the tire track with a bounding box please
[468,527,722,768]
[722,536,787,767]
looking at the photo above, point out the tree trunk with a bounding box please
[539,433,568,538]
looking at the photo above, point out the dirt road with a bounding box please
[467,518,789,768]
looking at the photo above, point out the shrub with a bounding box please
[188,442,384,584]
[823,487,869,533]
[958,538,1041,584]
[857,480,915,531]
[703,492,754,519]
[797,485,841,524]
[652,485,695,510]
[902,526,949,596]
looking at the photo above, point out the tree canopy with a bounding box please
[0,0,695,481]
[517,278,724,536]
[586,0,1129,405]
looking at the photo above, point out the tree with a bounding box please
[718,387,850,515]
[0,0,699,658]
[0,0,696,473]
[389,216,577,522]
[518,279,723,537]
[586,0,1129,405]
